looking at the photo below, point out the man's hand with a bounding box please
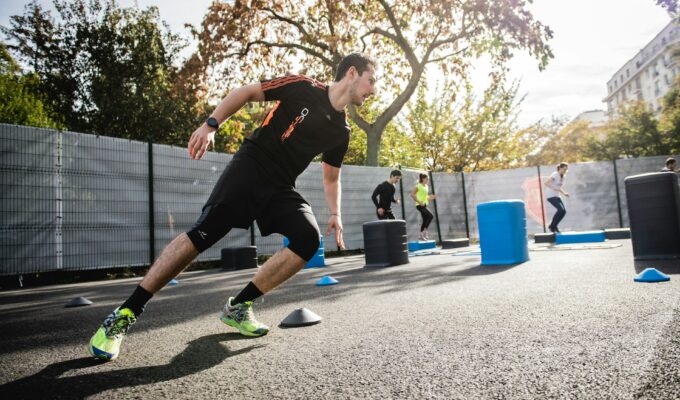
[325,215,346,250]
[188,125,216,160]
[377,208,384,216]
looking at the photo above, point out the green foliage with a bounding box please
[658,75,680,154]
[214,102,267,154]
[405,81,452,171]
[345,97,424,168]
[3,0,205,144]
[378,119,426,169]
[0,44,61,128]
[405,72,527,172]
[587,102,667,159]
[525,117,601,165]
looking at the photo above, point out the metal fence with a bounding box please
[1,124,676,276]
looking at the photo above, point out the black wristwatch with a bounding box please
[206,117,219,131]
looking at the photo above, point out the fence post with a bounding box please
[428,171,442,243]
[461,171,470,239]
[54,131,63,270]
[612,159,623,228]
[537,165,546,233]
[398,165,406,220]
[147,138,156,265]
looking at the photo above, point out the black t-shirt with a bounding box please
[240,75,350,185]
[371,181,397,210]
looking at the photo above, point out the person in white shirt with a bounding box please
[661,157,676,172]
[543,162,570,233]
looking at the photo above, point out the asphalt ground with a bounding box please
[0,239,679,400]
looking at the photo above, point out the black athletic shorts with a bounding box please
[187,151,320,254]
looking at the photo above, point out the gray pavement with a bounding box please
[0,240,679,399]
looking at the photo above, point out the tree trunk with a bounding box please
[365,125,384,166]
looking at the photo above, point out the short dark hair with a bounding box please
[390,170,402,177]
[557,162,569,170]
[666,157,676,167]
[334,53,377,82]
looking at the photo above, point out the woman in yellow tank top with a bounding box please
[410,173,436,241]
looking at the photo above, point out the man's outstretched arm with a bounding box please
[188,83,265,160]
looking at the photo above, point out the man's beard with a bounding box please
[349,85,363,106]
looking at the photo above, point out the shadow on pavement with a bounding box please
[0,332,263,400]
[0,256,518,354]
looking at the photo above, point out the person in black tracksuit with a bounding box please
[371,170,402,220]
[88,53,378,361]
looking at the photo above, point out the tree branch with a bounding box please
[360,27,399,45]
[347,105,372,132]
[425,46,470,64]
[422,10,472,63]
[261,7,331,54]
[323,0,336,36]
[375,66,425,130]
[375,0,419,69]
[243,40,335,67]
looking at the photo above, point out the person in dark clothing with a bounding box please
[88,53,377,361]
[371,170,402,219]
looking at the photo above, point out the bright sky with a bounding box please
[1,0,672,126]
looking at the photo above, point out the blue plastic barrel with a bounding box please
[283,235,325,268]
[477,200,529,265]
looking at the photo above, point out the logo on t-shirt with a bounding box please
[281,108,309,142]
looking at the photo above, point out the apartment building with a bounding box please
[604,19,680,115]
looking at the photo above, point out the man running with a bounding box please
[371,170,401,220]
[88,53,377,361]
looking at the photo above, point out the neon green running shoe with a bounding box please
[88,307,137,361]
[220,297,269,337]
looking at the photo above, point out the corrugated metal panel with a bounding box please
[1,123,673,276]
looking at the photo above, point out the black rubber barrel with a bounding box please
[624,172,680,260]
[363,220,409,268]
[221,246,258,270]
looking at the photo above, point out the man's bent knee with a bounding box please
[186,205,233,253]
[286,225,321,261]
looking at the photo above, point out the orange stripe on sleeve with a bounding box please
[261,75,326,92]
[261,102,280,127]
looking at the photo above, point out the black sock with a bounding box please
[121,285,154,317]
[232,281,263,305]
